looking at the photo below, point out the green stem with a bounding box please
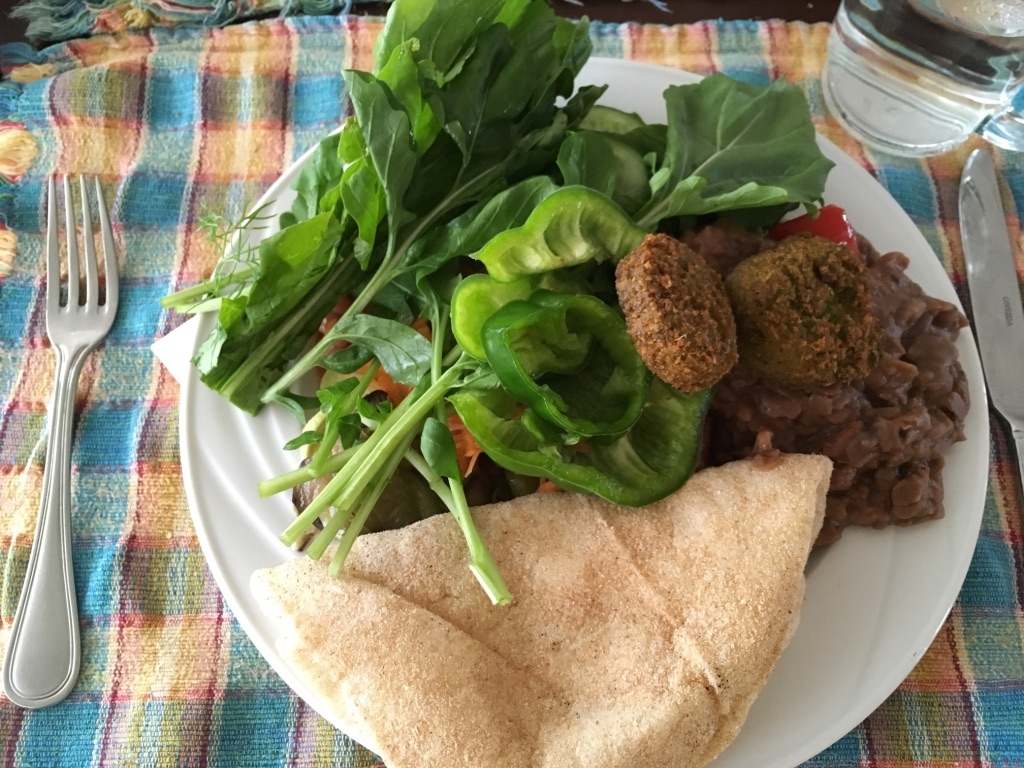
[403,449,513,606]
[260,263,396,404]
[280,387,420,547]
[310,360,380,474]
[161,263,256,309]
[305,493,356,559]
[403,449,456,507]
[257,444,358,498]
[449,475,512,605]
[327,431,416,577]
[304,366,460,559]
[323,365,463,526]
[430,312,449,423]
[219,257,355,408]
[442,344,464,367]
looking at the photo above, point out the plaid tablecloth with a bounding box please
[1,14,1023,767]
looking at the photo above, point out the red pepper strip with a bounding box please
[769,204,860,256]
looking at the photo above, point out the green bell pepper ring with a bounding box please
[473,186,646,282]
[449,379,711,507]
[450,270,595,362]
[481,290,648,438]
[450,274,533,361]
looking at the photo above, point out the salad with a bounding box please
[163,0,835,605]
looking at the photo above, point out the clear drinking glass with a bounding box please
[822,0,1024,156]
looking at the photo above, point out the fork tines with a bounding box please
[46,176,118,314]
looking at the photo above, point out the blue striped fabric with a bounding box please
[0,14,1021,767]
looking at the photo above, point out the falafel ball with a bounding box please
[724,234,882,389]
[615,233,738,392]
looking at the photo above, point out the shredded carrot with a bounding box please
[366,365,415,405]
[447,413,484,478]
[536,479,563,493]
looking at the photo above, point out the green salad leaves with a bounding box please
[162,0,834,604]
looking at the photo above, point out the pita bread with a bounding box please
[251,453,832,767]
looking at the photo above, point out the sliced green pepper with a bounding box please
[450,274,534,360]
[450,270,591,361]
[449,379,711,507]
[473,186,646,282]
[481,290,648,438]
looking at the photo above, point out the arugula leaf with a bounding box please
[373,0,507,82]
[557,131,651,214]
[321,345,374,374]
[289,133,344,222]
[314,378,366,467]
[421,416,461,480]
[402,175,561,277]
[335,120,385,264]
[283,430,324,451]
[377,40,442,152]
[344,70,419,233]
[368,280,416,325]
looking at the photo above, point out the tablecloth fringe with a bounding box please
[7,0,377,41]
[0,126,36,181]
[8,0,669,41]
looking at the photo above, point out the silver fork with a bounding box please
[2,176,119,709]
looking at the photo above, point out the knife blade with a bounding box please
[959,147,1024,491]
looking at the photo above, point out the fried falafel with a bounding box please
[615,233,738,392]
[724,235,882,389]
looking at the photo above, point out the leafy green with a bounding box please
[167,0,838,606]
[289,133,344,223]
[421,416,462,480]
[637,74,834,226]
[191,212,350,414]
[344,70,418,234]
[321,314,432,386]
[557,131,651,214]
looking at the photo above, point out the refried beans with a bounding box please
[708,234,970,547]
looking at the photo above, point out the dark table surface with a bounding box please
[0,0,840,47]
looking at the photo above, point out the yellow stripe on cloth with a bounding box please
[0,225,16,279]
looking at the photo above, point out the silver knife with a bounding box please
[960,147,1024,495]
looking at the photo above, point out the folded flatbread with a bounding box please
[251,453,832,768]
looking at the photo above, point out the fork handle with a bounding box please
[2,345,88,708]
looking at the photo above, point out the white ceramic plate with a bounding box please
[178,59,989,767]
